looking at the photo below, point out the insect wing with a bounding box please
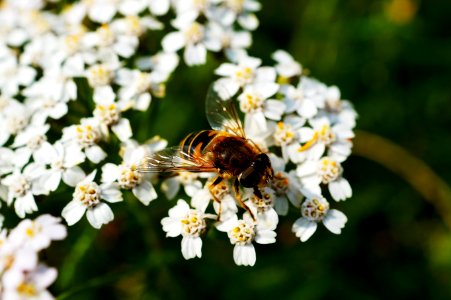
[138,146,216,173]
[206,82,246,138]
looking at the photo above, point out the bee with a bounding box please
[138,84,274,218]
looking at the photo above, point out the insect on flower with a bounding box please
[138,83,274,219]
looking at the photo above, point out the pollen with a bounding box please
[11,177,30,198]
[75,123,101,148]
[97,24,115,47]
[228,220,256,245]
[317,124,336,145]
[180,210,206,237]
[118,164,142,189]
[318,157,342,184]
[234,66,254,85]
[239,92,263,113]
[87,64,113,87]
[185,22,204,44]
[73,181,101,207]
[125,16,142,36]
[301,197,329,221]
[274,122,295,145]
[94,103,120,126]
[17,282,37,297]
[271,172,289,195]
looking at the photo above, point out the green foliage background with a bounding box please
[4,0,451,299]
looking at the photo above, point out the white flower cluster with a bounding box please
[0,214,67,299]
[0,0,357,269]
[161,49,357,266]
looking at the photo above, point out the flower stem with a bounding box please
[352,130,451,229]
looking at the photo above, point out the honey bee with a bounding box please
[139,84,274,218]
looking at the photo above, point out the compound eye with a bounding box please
[239,166,259,188]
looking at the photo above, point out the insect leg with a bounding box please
[208,176,224,221]
[233,178,256,221]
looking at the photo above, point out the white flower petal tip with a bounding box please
[323,209,348,235]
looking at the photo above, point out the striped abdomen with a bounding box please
[180,130,219,158]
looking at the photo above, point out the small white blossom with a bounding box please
[101,140,165,205]
[292,195,347,242]
[2,164,48,218]
[237,82,285,133]
[61,118,107,164]
[161,199,214,259]
[297,157,352,201]
[219,213,276,266]
[62,170,123,229]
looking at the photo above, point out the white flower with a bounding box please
[215,0,261,30]
[0,99,30,147]
[61,118,107,164]
[115,68,158,112]
[86,63,115,88]
[281,84,318,119]
[268,154,304,215]
[11,123,53,167]
[0,55,36,96]
[215,52,276,96]
[1,264,57,300]
[62,170,123,229]
[271,115,306,163]
[161,199,214,259]
[84,23,139,58]
[8,215,67,251]
[101,141,164,205]
[237,82,285,133]
[297,117,354,162]
[191,177,238,220]
[1,164,48,218]
[93,86,133,141]
[162,11,221,66]
[243,187,279,230]
[40,142,85,192]
[219,213,276,266]
[206,22,252,50]
[272,50,302,79]
[296,156,352,201]
[292,195,347,242]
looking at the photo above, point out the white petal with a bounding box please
[162,32,186,52]
[63,166,85,187]
[297,99,317,119]
[264,100,286,120]
[233,244,256,266]
[44,171,62,192]
[62,200,86,226]
[14,192,38,218]
[132,181,157,205]
[328,178,352,201]
[292,217,317,242]
[255,229,277,244]
[238,13,259,31]
[101,163,119,183]
[100,183,123,203]
[181,236,202,259]
[112,119,132,142]
[85,145,107,163]
[184,44,206,66]
[161,177,180,199]
[323,209,347,234]
[86,203,114,229]
[161,217,182,237]
[149,0,170,15]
